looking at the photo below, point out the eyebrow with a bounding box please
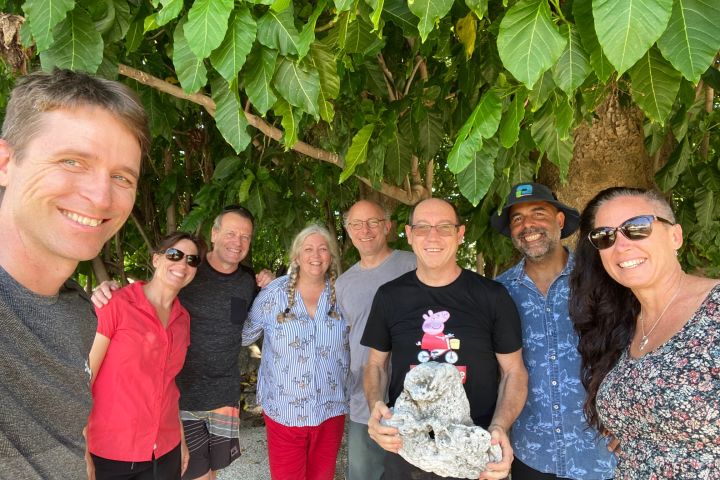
[60,148,141,180]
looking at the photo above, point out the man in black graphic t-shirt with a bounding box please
[361,198,528,480]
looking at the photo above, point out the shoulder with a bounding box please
[460,269,505,290]
[391,249,416,264]
[378,269,415,290]
[258,275,289,297]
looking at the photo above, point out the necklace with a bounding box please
[639,277,684,351]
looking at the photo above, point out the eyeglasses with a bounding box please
[346,218,385,231]
[410,223,460,236]
[159,248,201,267]
[588,215,674,250]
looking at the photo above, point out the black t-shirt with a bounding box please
[361,269,522,427]
[176,261,257,411]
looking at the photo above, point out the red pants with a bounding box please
[263,413,345,480]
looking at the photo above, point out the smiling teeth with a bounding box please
[524,233,542,242]
[62,210,102,227]
[619,259,645,268]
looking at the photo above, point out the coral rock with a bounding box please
[382,362,501,478]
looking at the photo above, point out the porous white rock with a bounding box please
[382,362,502,478]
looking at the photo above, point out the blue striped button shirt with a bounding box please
[242,275,350,426]
[496,253,615,479]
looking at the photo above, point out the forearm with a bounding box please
[363,362,388,411]
[489,368,528,432]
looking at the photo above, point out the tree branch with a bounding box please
[118,63,430,204]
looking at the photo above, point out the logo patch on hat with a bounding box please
[515,184,533,198]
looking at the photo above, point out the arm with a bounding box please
[363,348,402,453]
[179,418,189,475]
[90,280,120,308]
[255,269,275,289]
[479,349,528,480]
[242,292,268,346]
[85,333,111,479]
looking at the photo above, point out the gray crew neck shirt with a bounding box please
[0,265,96,479]
[336,250,416,424]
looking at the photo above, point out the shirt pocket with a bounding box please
[230,297,248,326]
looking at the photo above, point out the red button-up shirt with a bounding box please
[87,281,190,461]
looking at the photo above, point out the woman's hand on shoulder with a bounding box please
[91,281,120,308]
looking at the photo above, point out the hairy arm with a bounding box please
[363,348,402,452]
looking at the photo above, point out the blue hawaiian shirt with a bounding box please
[496,252,615,479]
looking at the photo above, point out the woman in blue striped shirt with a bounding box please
[243,224,349,480]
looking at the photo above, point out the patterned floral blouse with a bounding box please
[242,275,350,427]
[597,284,720,479]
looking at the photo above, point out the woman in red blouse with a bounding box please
[86,232,206,480]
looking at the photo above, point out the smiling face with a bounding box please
[296,233,332,281]
[509,201,564,261]
[152,238,199,291]
[345,200,391,259]
[406,198,464,275]
[210,212,253,270]
[593,195,682,290]
[0,106,142,270]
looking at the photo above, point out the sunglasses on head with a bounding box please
[588,215,674,250]
[159,248,201,267]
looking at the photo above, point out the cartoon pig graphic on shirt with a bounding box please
[416,310,458,364]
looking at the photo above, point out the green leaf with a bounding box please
[448,128,483,174]
[256,8,300,56]
[657,0,720,84]
[334,0,355,11]
[497,0,566,88]
[366,0,385,31]
[383,0,417,34]
[24,0,75,52]
[210,7,257,84]
[695,186,714,227]
[655,137,690,190]
[271,0,291,12]
[573,0,614,83]
[273,98,301,149]
[592,0,673,75]
[335,12,384,54]
[212,156,243,180]
[340,124,375,183]
[499,89,527,148]
[155,0,183,27]
[474,88,503,139]
[417,110,443,162]
[465,0,488,19]
[308,41,340,123]
[212,78,251,154]
[407,0,454,43]
[457,138,499,206]
[552,25,590,96]
[272,57,320,117]
[531,106,573,180]
[39,7,104,73]
[243,46,278,115]
[384,124,413,184]
[297,0,326,59]
[138,86,173,140]
[103,0,132,44]
[184,0,233,60]
[125,17,144,53]
[172,17,208,93]
[629,46,682,125]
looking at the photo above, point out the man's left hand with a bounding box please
[479,425,513,480]
[255,269,275,289]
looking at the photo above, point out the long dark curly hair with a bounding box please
[569,186,675,430]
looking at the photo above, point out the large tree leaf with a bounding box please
[655,137,690,190]
[243,46,278,115]
[155,0,183,27]
[499,89,528,148]
[629,46,682,125]
[173,17,207,93]
[384,124,413,185]
[465,0,488,19]
[24,0,75,52]
[531,106,573,180]
[212,78,251,154]
[297,0,326,59]
[383,0,417,34]
[273,98,302,149]
[335,12,384,54]
[365,0,386,31]
[256,8,300,56]
[39,7,103,73]
[334,0,355,11]
[457,138,499,206]
[448,128,483,174]
[272,57,320,117]
[416,110,444,162]
[308,41,340,123]
[552,25,590,96]
[592,0,673,75]
[573,0,613,83]
[694,186,715,227]
[183,0,233,60]
[407,0,454,43]
[210,7,257,84]
[657,0,720,84]
[340,124,375,183]
[497,0,566,89]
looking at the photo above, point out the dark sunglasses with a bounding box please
[588,215,674,250]
[159,248,201,267]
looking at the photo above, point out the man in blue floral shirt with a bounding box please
[492,183,615,480]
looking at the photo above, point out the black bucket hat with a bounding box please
[491,183,580,238]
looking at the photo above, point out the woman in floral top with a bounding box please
[569,187,720,479]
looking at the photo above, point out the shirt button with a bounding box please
[549,355,556,361]
[546,307,551,312]
[555,428,561,433]
[551,380,557,386]
[553,404,559,410]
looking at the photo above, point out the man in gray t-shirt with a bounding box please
[0,69,148,479]
[336,200,415,480]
